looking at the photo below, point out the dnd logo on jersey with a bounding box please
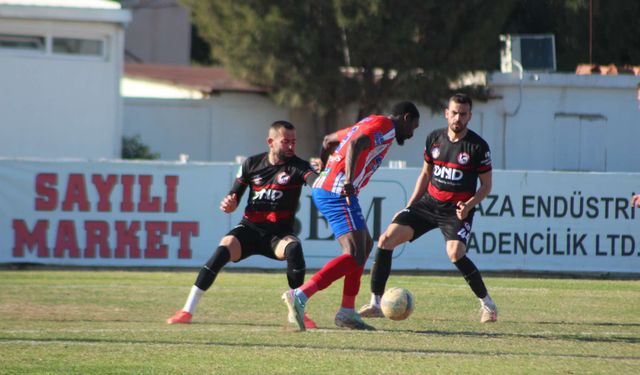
[431,147,440,159]
[276,172,291,185]
[457,152,470,165]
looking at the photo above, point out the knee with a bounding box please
[284,241,305,268]
[378,232,393,249]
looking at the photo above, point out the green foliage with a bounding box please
[121,134,160,160]
[503,0,640,70]
[1,270,639,373]
[181,0,515,124]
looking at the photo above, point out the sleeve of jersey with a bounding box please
[299,161,318,186]
[228,159,250,198]
[423,136,433,164]
[477,141,492,174]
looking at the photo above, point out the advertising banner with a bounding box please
[1,159,638,273]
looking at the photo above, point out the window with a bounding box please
[0,33,45,52]
[52,37,103,57]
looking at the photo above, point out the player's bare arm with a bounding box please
[456,171,492,220]
[407,161,432,207]
[319,132,340,171]
[342,134,372,196]
[632,194,640,208]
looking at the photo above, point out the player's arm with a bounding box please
[319,132,340,171]
[221,163,250,213]
[343,134,372,196]
[406,161,432,207]
[456,171,492,220]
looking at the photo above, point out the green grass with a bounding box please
[0,270,638,374]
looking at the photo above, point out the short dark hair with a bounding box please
[270,120,295,131]
[449,93,472,110]
[390,101,420,119]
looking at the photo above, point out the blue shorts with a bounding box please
[312,188,367,238]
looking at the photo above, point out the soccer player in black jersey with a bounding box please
[167,121,319,328]
[358,93,499,323]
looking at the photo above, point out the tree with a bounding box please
[122,135,160,160]
[182,0,514,127]
[503,0,640,71]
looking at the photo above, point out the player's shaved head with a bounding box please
[269,120,295,137]
[449,93,473,110]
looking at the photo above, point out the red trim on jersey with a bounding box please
[244,210,293,223]
[477,165,492,173]
[235,178,248,185]
[428,184,473,203]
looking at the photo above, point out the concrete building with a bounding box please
[120,0,190,65]
[122,63,640,172]
[0,0,131,159]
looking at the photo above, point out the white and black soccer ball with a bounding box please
[380,287,414,321]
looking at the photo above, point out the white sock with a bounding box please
[480,295,495,307]
[183,285,205,314]
[370,294,382,306]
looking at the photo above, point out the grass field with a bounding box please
[0,269,638,374]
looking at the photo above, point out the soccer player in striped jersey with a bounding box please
[358,93,499,323]
[283,102,420,331]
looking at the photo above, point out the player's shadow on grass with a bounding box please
[1,336,639,361]
[410,328,639,344]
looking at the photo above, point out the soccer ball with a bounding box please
[380,287,414,321]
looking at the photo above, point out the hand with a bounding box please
[220,193,238,213]
[341,182,356,206]
[632,194,640,208]
[310,157,322,173]
[456,201,470,220]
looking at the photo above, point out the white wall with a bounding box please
[122,73,640,172]
[123,94,319,162]
[486,72,640,172]
[0,16,127,159]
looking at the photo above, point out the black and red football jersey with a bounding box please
[423,128,492,203]
[233,152,316,234]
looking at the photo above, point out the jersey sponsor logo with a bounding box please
[252,175,263,185]
[251,189,284,201]
[276,172,291,185]
[328,154,343,163]
[431,147,440,159]
[433,165,464,181]
[457,152,470,165]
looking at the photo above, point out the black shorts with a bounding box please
[392,195,474,245]
[226,219,294,262]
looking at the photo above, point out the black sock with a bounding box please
[453,255,488,298]
[371,248,393,296]
[195,246,230,291]
[284,241,306,289]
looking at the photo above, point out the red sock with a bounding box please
[299,254,359,299]
[341,265,364,309]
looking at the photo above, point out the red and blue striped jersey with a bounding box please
[313,115,395,195]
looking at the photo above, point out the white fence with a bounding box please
[1,158,638,274]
